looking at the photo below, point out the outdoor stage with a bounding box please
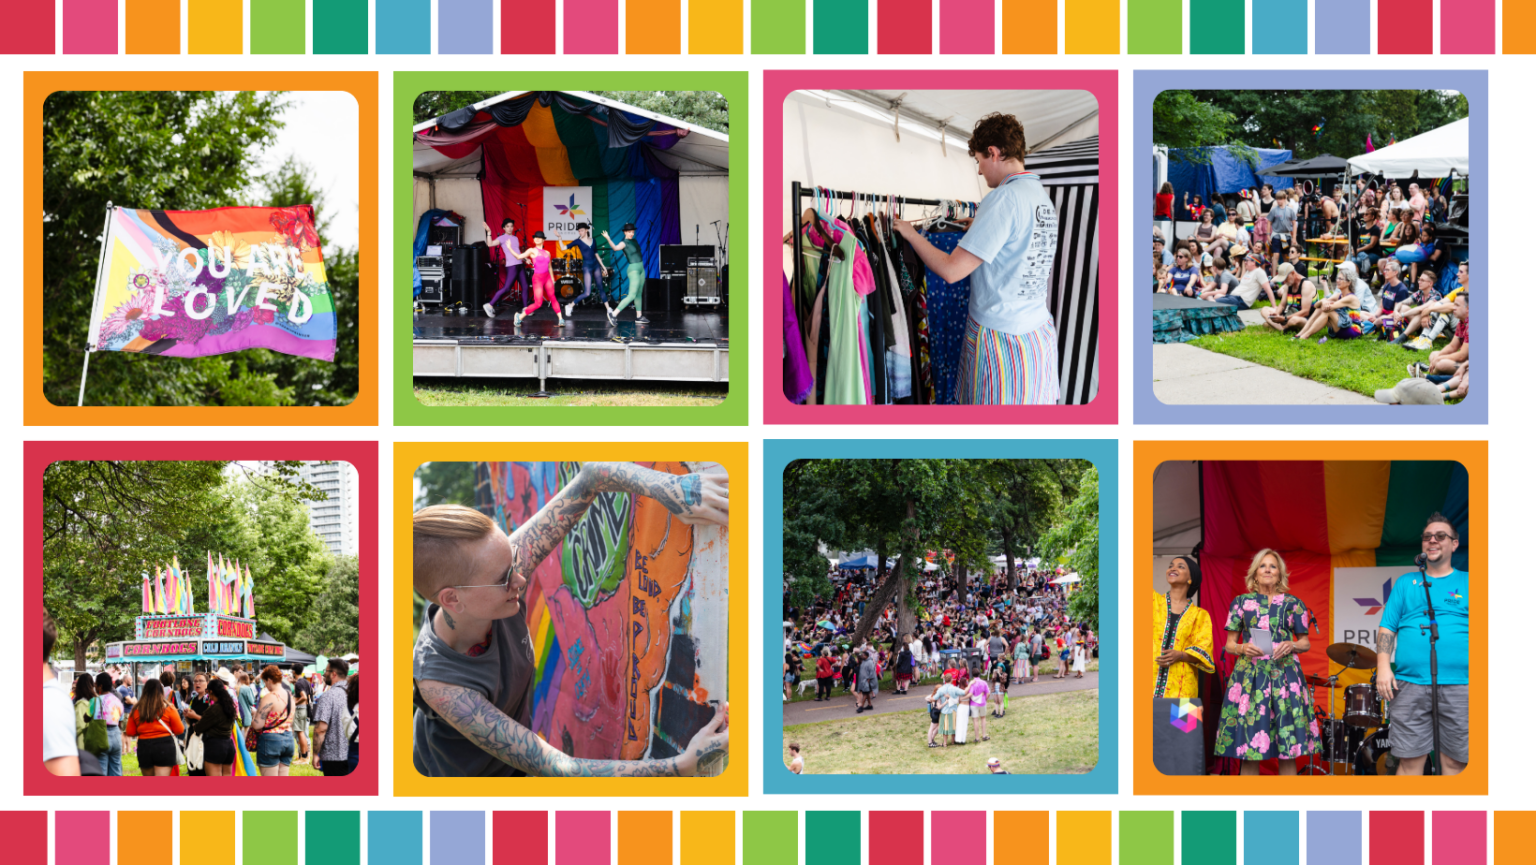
[412,307,729,385]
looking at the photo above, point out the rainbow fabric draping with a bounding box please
[416,92,685,282]
[1197,460,1469,773]
[88,206,337,362]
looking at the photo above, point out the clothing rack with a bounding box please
[790,180,964,290]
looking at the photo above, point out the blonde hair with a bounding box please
[1244,548,1290,594]
[414,504,497,600]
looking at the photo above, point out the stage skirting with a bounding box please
[1191,460,1469,774]
[1153,292,1245,344]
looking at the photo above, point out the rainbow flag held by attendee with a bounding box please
[232,726,257,777]
[86,205,337,362]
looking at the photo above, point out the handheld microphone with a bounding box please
[1415,553,1428,569]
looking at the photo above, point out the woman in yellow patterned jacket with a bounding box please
[1154,555,1216,698]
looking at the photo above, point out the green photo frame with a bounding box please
[394,72,747,426]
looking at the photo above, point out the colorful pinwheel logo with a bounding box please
[1169,699,1201,733]
[554,194,586,219]
[1354,579,1394,616]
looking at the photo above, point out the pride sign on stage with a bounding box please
[542,186,593,240]
[86,205,337,361]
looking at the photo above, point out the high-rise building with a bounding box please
[300,462,356,555]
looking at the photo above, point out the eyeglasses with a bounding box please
[449,563,517,591]
[1421,532,1457,543]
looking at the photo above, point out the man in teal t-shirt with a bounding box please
[1376,513,1469,775]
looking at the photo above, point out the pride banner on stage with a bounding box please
[86,205,336,361]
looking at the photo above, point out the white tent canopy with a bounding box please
[781,88,1100,230]
[1153,460,1201,557]
[1346,117,1469,178]
[412,90,729,246]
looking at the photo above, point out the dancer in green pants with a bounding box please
[603,223,649,324]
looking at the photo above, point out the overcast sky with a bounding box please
[255,91,359,252]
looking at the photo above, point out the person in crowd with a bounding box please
[1210,193,1229,227]
[1295,263,1370,344]
[783,650,797,702]
[1386,184,1410,218]
[932,672,965,747]
[894,640,914,695]
[1411,292,1470,379]
[787,742,804,774]
[1386,270,1443,345]
[1213,251,1277,311]
[250,664,296,776]
[1369,257,1414,332]
[124,679,184,777]
[814,647,836,702]
[1214,549,1319,775]
[856,649,878,713]
[989,660,1010,718]
[965,666,991,742]
[412,464,729,778]
[1155,182,1175,221]
[92,672,124,776]
[1262,262,1317,333]
[192,677,237,776]
[345,674,361,775]
[292,663,313,764]
[1154,235,1174,268]
[1167,247,1200,297]
[1191,208,1219,254]
[1071,625,1089,678]
[1183,191,1207,222]
[72,674,104,773]
[43,613,81,776]
[1354,207,1386,279]
[311,658,354,777]
[1154,556,1215,700]
[1376,514,1470,775]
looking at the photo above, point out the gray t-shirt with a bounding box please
[413,603,536,777]
[1268,204,1297,237]
[988,635,1007,657]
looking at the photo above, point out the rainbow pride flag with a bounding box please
[86,205,336,362]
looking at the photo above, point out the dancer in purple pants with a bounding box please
[482,218,530,317]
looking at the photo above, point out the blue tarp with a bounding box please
[837,554,881,570]
[1167,146,1296,206]
[412,209,459,298]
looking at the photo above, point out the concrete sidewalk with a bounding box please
[784,672,1099,725]
[1152,343,1378,405]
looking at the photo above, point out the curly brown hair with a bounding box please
[967,112,1028,164]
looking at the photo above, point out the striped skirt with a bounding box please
[957,316,1061,405]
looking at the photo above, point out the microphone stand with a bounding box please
[1417,555,1442,776]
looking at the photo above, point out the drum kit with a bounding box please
[1303,641,1401,775]
[551,258,583,301]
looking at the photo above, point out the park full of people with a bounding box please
[781,458,1100,775]
[1152,89,1472,404]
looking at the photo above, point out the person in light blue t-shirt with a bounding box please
[1376,512,1470,775]
[892,112,1061,406]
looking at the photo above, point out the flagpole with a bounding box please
[79,202,116,407]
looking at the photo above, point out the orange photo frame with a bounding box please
[25,71,377,425]
[1132,440,1487,795]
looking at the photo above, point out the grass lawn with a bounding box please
[1189,325,1459,402]
[784,656,1099,704]
[413,378,729,407]
[782,689,1098,775]
[120,748,321,777]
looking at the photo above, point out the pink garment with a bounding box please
[968,679,990,706]
[490,233,521,262]
[527,247,552,274]
[805,219,876,297]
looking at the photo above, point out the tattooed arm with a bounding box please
[1376,628,1400,700]
[417,679,728,777]
[509,462,729,580]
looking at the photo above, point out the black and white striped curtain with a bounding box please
[1032,135,1100,405]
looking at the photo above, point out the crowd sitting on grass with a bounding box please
[1153,182,1472,401]
[782,564,1096,752]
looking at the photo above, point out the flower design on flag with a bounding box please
[206,231,253,270]
[268,206,321,252]
[100,288,159,341]
[554,194,586,219]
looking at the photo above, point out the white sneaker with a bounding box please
[482,303,496,317]
[513,312,525,326]
[564,302,574,317]
[606,307,616,323]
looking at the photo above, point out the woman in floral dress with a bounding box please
[1214,548,1320,774]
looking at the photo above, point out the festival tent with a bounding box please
[1347,117,1470,178]
[1165,145,1296,202]
[1188,460,1469,774]
[782,89,1103,405]
[1267,153,1350,178]
[413,91,729,294]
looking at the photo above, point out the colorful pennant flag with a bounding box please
[141,572,152,614]
[86,205,337,361]
[243,564,255,618]
[1366,133,1375,153]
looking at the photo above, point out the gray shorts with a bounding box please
[1389,682,1469,762]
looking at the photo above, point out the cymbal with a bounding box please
[1326,641,1376,668]
[1305,674,1341,689]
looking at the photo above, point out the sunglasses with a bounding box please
[1421,532,1457,543]
[449,563,517,592]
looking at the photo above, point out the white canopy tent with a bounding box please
[1346,117,1469,178]
[412,90,730,247]
[781,89,1100,233]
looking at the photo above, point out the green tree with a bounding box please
[1173,90,1469,161]
[1040,466,1101,631]
[413,461,477,510]
[216,479,332,645]
[987,460,1082,589]
[294,555,359,655]
[1152,90,1243,150]
[44,460,232,668]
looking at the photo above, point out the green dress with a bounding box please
[1213,592,1320,761]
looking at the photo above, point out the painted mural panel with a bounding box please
[475,461,729,773]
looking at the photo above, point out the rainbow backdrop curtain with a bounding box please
[416,92,685,281]
[1197,460,1469,775]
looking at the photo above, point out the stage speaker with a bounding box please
[428,222,461,247]
[685,264,721,305]
[646,276,678,313]
[450,244,488,311]
[661,244,714,274]
[418,276,444,305]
